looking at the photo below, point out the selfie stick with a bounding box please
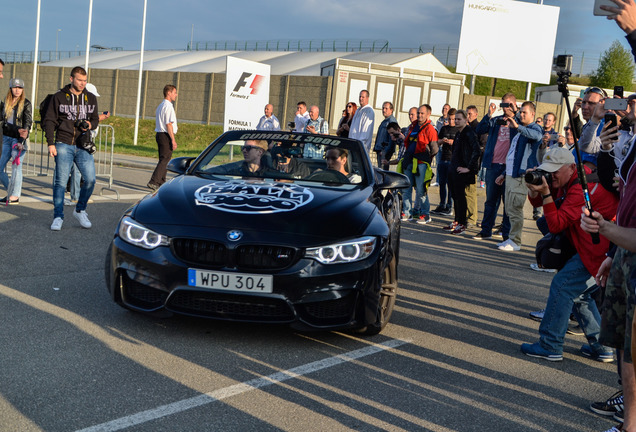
[557,70,600,244]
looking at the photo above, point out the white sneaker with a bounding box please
[73,210,92,229]
[530,263,557,273]
[64,198,74,206]
[50,217,63,231]
[498,239,520,251]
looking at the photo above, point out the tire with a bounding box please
[360,253,398,335]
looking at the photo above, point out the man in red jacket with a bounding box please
[520,147,618,361]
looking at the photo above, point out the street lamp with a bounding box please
[56,28,61,60]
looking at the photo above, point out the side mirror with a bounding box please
[167,157,195,174]
[377,170,410,189]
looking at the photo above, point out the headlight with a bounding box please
[305,237,376,264]
[118,217,169,250]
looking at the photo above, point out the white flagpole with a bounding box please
[133,0,148,146]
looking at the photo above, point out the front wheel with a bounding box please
[360,254,398,335]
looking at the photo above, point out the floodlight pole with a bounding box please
[85,0,93,71]
[31,0,41,131]
[133,0,148,146]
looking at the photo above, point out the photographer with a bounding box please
[43,66,99,231]
[520,147,618,362]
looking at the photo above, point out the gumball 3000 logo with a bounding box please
[194,180,314,214]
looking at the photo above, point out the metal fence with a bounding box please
[20,123,118,199]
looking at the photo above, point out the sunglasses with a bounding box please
[346,105,353,108]
[584,87,608,97]
[241,145,259,152]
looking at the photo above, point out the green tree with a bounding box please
[590,40,635,89]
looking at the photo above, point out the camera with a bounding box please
[496,118,508,126]
[525,169,552,186]
[287,122,295,129]
[500,102,511,108]
[74,119,90,130]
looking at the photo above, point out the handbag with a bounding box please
[535,232,576,270]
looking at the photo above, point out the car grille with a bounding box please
[171,238,297,271]
[298,294,357,326]
[120,273,168,310]
[167,291,295,322]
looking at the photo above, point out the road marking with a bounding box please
[75,338,410,432]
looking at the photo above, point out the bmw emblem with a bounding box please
[227,230,243,241]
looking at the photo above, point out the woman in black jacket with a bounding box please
[444,109,481,235]
[0,78,32,204]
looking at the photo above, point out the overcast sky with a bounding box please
[0,0,630,62]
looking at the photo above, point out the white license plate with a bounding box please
[187,269,273,293]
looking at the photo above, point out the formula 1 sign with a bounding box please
[224,56,271,131]
[456,0,559,84]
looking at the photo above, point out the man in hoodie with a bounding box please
[43,66,99,232]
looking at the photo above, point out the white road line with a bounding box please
[75,338,410,432]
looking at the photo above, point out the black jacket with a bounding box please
[1,99,33,139]
[450,126,481,180]
[43,85,99,146]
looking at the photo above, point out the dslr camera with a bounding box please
[74,119,90,130]
[74,119,96,154]
[525,169,552,186]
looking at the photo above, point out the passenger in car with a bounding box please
[272,144,310,178]
[326,147,362,183]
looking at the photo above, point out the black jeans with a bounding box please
[149,132,173,185]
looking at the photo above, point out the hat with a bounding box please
[246,139,268,152]
[537,147,575,172]
[85,83,100,97]
[9,78,24,88]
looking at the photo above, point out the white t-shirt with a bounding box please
[349,105,375,153]
[155,99,178,134]
[294,111,310,132]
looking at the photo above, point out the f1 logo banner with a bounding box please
[224,56,271,132]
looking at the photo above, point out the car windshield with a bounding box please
[190,131,369,187]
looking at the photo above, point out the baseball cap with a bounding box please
[85,83,100,97]
[9,78,24,88]
[537,147,575,173]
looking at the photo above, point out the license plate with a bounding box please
[187,269,273,293]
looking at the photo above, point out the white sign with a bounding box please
[224,56,271,131]
[456,0,560,84]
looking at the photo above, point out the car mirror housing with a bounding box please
[167,157,195,174]
[377,170,410,190]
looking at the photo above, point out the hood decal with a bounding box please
[194,180,314,214]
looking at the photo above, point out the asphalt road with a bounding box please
[0,164,619,432]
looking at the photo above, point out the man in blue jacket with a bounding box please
[495,101,543,251]
[472,93,518,241]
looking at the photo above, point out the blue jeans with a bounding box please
[402,163,430,217]
[539,254,604,354]
[437,160,452,208]
[70,164,81,201]
[53,142,95,219]
[480,164,510,237]
[0,136,27,197]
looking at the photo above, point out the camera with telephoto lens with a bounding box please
[525,169,552,186]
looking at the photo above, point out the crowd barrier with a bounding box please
[19,122,119,199]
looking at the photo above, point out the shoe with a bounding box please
[591,390,624,417]
[50,217,63,231]
[0,196,19,205]
[473,232,492,240]
[430,181,439,187]
[450,224,466,235]
[498,239,520,251]
[441,207,453,216]
[147,182,159,191]
[443,221,458,231]
[530,263,557,273]
[431,206,445,214]
[566,321,585,336]
[73,210,92,229]
[492,230,503,239]
[529,309,545,321]
[64,198,74,206]
[614,410,624,422]
[416,215,432,225]
[533,210,542,221]
[520,342,563,361]
[602,424,623,432]
[581,344,614,363]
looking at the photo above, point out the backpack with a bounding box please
[39,94,54,118]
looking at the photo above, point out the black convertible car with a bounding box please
[105,130,409,334]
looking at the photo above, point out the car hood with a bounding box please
[132,176,378,241]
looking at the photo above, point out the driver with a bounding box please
[215,140,275,177]
[325,147,361,183]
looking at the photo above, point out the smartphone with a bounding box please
[496,118,507,126]
[594,0,616,16]
[604,98,628,111]
[614,86,624,98]
[500,102,511,108]
[580,89,586,98]
[103,111,109,115]
[604,113,618,130]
